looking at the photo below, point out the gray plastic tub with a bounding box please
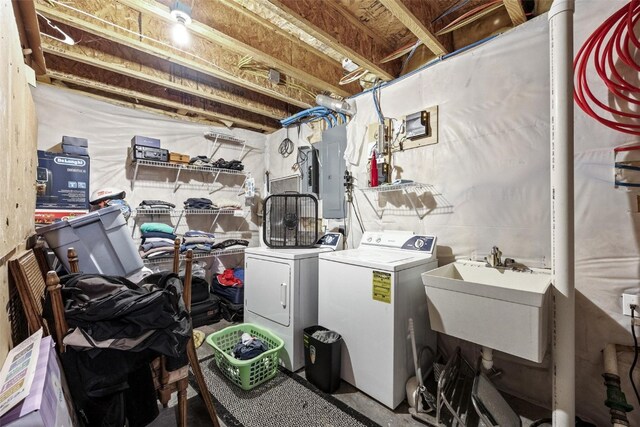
[37,205,143,276]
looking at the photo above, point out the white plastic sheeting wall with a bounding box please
[33,84,266,272]
[266,1,638,424]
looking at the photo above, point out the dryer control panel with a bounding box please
[359,231,436,255]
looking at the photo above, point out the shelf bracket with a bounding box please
[173,209,186,233]
[173,166,183,193]
[359,191,384,220]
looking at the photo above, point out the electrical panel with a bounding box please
[298,146,319,196]
[317,125,347,219]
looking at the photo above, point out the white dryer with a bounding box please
[244,233,342,371]
[318,230,438,409]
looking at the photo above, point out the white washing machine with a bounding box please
[318,230,438,409]
[244,233,342,371]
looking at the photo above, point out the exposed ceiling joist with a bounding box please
[114,0,350,97]
[377,0,449,56]
[47,69,276,132]
[266,0,398,81]
[502,0,527,26]
[35,0,314,110]
[40,37,289,121]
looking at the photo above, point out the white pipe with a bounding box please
[549,1,575,426]
[481,346,494,371]
[603,343,618,376]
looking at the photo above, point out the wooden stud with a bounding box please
[35,0,313,109]
[377,0,449,56]
[40,37,289,121]
[46,68,278,132]
[12,0,47,75]
[267,0,399,80]
[503,0,527,26]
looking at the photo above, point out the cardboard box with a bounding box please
[61,144,89,156]
[35,210,89,225]
[130,135,160,149]
[36,150,90,211]
[0,336,74,427]
[169,152,190,164]
[61,136,88,147]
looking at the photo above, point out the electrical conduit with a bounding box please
[549,1,575,425]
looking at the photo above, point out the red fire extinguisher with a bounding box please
[370,151,379,187]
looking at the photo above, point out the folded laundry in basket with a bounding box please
[141,231,177,241]
[233,333,267,360]
[140,222,175,234]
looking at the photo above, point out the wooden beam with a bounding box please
[158,0,357,96]
[12,0,47,74]
[40,36,292,120]
[35,0,313,109]
[377,0,449,56]
[503,0,527,26]
[112,0,351,96]
[267,0,398,80]
[46,69,276,132]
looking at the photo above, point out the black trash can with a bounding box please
[304,325,342,393]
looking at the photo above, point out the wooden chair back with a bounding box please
[8,250,69,353]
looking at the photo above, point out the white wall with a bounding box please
[267,1,636,424]
[33,85,266,272]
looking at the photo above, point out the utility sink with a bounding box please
[421,260,551,363]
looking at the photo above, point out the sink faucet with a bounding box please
[485,246,503,268]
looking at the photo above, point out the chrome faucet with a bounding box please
[485,246,503,268]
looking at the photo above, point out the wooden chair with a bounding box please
[66,240,219,427]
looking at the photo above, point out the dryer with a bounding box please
[318,230,438,409]
[244,233,342,371]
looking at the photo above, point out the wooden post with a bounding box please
[67,247,79,273]
[183,250,193,310]
[173,237,181,274]
[46,271,68,353]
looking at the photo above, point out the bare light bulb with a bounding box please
[172,20,190,45]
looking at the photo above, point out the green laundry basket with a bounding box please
[206,323,284,390]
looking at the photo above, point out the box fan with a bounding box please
[263,193,318,248]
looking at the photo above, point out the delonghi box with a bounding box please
[36,150,90,210]
[131,135,161,149]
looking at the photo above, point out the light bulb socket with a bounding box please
[170,1,192,25]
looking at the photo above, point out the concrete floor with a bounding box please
[150,321,551,427]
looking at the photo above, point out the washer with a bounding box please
[244,233,342,371]
[318,230,438,409]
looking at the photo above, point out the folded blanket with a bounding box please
[139,246,175,258]
[180,243,212,253]
[139,200,175,208]
[184,230,215,238]
[141,240,177,252]
[183,236,215,245]
[141,231,177,241]
[140,223,175,234]
[213,198,242,209]
[141,237,176,245]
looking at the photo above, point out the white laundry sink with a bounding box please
[421,260,551,363]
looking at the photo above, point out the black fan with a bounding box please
[263,193,318,248]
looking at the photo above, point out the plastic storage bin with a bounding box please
[304,325,342,393]
[36,205,143,277]
[206,323,284,391]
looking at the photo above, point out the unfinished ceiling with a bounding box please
[14,0,552,133]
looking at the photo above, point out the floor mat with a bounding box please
[190,354,381,427]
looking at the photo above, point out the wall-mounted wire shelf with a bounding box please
[142,247,246,266]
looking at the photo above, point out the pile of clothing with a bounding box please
[43,272,191,427]
[233,332,267,360]
[181,230,216,253]
[188,156,244,171]
[137,200,175,211]
[139,223,176,259]
[184,198,214,210]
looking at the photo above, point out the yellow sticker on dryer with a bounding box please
[372,271,391,303]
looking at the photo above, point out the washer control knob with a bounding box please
[376,238,382,243]
[367,237,372,242]
[414,239,425,249]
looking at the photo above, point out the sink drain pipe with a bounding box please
[549,1,575,426]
